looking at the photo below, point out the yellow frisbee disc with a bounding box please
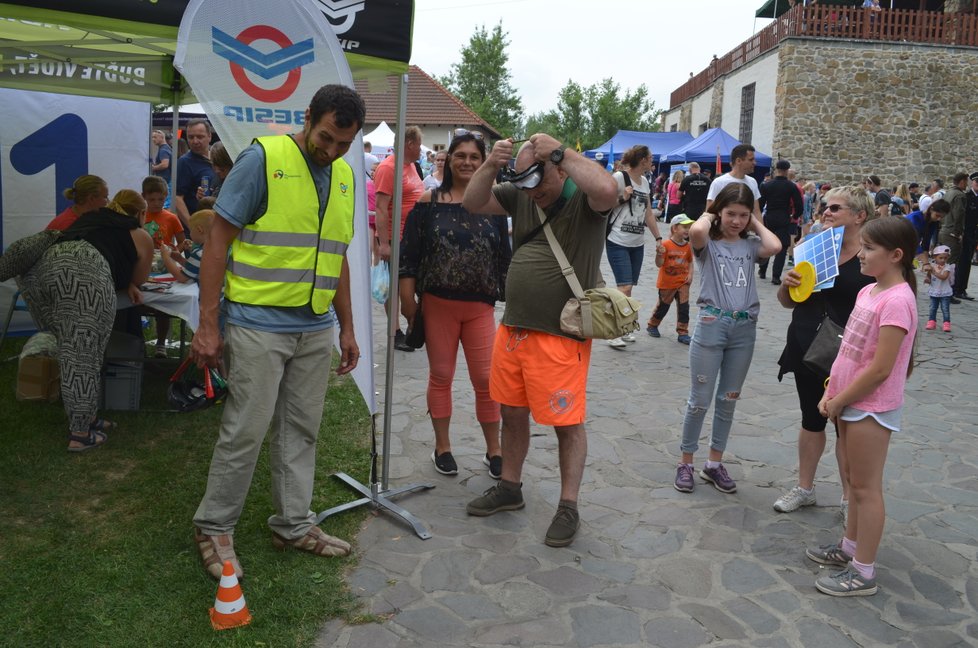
[789,261,816,302]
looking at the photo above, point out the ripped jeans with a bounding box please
[680,311,757,455]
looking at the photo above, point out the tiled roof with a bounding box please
[354,65,502,139]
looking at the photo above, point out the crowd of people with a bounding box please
[5,82,971,601]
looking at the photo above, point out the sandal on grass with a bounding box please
[68,429,107,453]
[271,526,351,557]
[194,527,243,580]
[89,418,117,432]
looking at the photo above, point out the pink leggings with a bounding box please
[422,293,500,423]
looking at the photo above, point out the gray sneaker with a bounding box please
[544,504,580,547]
[815,566,878,597]
[805,542,852,567]
[466,483,525,516]
[773,485,817,512]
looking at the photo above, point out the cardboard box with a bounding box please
[16,355,61,402]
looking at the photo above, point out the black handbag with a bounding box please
[802,315,844,377]
[404,299,425,349]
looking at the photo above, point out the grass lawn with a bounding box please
[0,338,374,647]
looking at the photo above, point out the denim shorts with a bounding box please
[606,239,644,286]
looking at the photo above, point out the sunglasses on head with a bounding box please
[452,128,484,141]
[823,203,849,213]
[500,162,544,190]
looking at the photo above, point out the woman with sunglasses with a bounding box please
[772,186,875,521]
[606,145,662,349]
[399,132,511,479]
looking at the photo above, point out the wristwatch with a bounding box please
[549,147,565,166]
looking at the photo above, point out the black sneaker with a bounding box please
[394,329,414,352]
[483,453,502,480]
[431,450,458,475]
[466,482,524,516]
[544,503,580,547]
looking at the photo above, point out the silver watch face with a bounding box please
[550,148,564,165]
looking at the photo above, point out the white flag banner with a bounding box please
[174,0,375,414]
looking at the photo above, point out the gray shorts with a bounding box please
[840,405,902,432]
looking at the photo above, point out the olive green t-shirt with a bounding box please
[493,181,608,338]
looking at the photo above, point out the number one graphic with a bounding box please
[10,113,89,218]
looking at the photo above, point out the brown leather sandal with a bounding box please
[271,526,351,557]
[194,527,244,580]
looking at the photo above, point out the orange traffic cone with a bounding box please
[209,560,252,630]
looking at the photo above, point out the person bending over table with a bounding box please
[18,189,153,452]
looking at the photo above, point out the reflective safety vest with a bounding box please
[225,135,354,314]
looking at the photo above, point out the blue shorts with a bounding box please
[606,239,644,286]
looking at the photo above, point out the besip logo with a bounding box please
[313,0,366,35]
[212,25,315,103]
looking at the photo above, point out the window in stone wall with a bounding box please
[739,83,755,145]
[699,122,709,135]
[670,124,677,132]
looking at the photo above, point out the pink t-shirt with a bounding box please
[373,155,424,242]
[826,282,917,411]
[668,181,681,205]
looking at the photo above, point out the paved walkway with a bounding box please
[317,241,978,648]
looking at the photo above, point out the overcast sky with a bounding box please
[411,0,775,124]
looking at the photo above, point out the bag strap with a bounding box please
[536,205,585,300]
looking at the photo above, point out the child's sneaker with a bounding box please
[815,566,878,597]
[674,463,695,493]
[677,334,692,345]
[942,321,951,332]
[646,325,660,338]
[925,320,936,330]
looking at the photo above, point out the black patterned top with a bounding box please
[399,201,511,305]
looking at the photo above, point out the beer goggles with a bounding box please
[500,162,544,190]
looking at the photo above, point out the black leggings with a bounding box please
[794,362,830,433]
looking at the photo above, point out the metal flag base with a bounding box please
[317,72,435,540]
[316,473,435,540]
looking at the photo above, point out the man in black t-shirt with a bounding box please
[758,159,803,283]
[679,161,711,218]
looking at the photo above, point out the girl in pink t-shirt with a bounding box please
[806,217,919,598]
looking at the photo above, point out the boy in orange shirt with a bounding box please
[142,175,187,357]
[647,214,695,344]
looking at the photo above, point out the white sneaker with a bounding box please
[622,333,636,343]
[773,485,816,513]
[608,337,627,349]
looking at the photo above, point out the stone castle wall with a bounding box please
[774,37,978,186]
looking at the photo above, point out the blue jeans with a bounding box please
[928,296,951,323]
[680,311,757,455]
[605,239,644,286]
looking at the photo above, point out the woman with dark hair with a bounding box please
[673,183,780,495]
[605,144,662,350]
[45,174,109,231]
[18,189,154,452]
[772,185,875,521]
[399,132,511,478]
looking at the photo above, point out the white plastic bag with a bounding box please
[371,261,390,304]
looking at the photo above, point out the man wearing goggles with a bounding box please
[461,134,617,548]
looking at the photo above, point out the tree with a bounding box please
[525,78,663,151]
[439,22,523,137]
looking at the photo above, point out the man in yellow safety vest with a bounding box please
[190,84,365,580]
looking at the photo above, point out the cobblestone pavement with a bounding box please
[317,239,978,648]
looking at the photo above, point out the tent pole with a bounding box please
[170,82,179,207]
[320,72,434,541]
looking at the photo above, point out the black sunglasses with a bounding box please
[453,128,484,141]
[823,204,849,213]
[500,162,544,190]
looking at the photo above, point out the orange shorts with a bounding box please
[489,325,592,426]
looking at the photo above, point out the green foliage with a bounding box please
[0,342,373,647]
[438,22,524,137]
[526,78,663,151]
